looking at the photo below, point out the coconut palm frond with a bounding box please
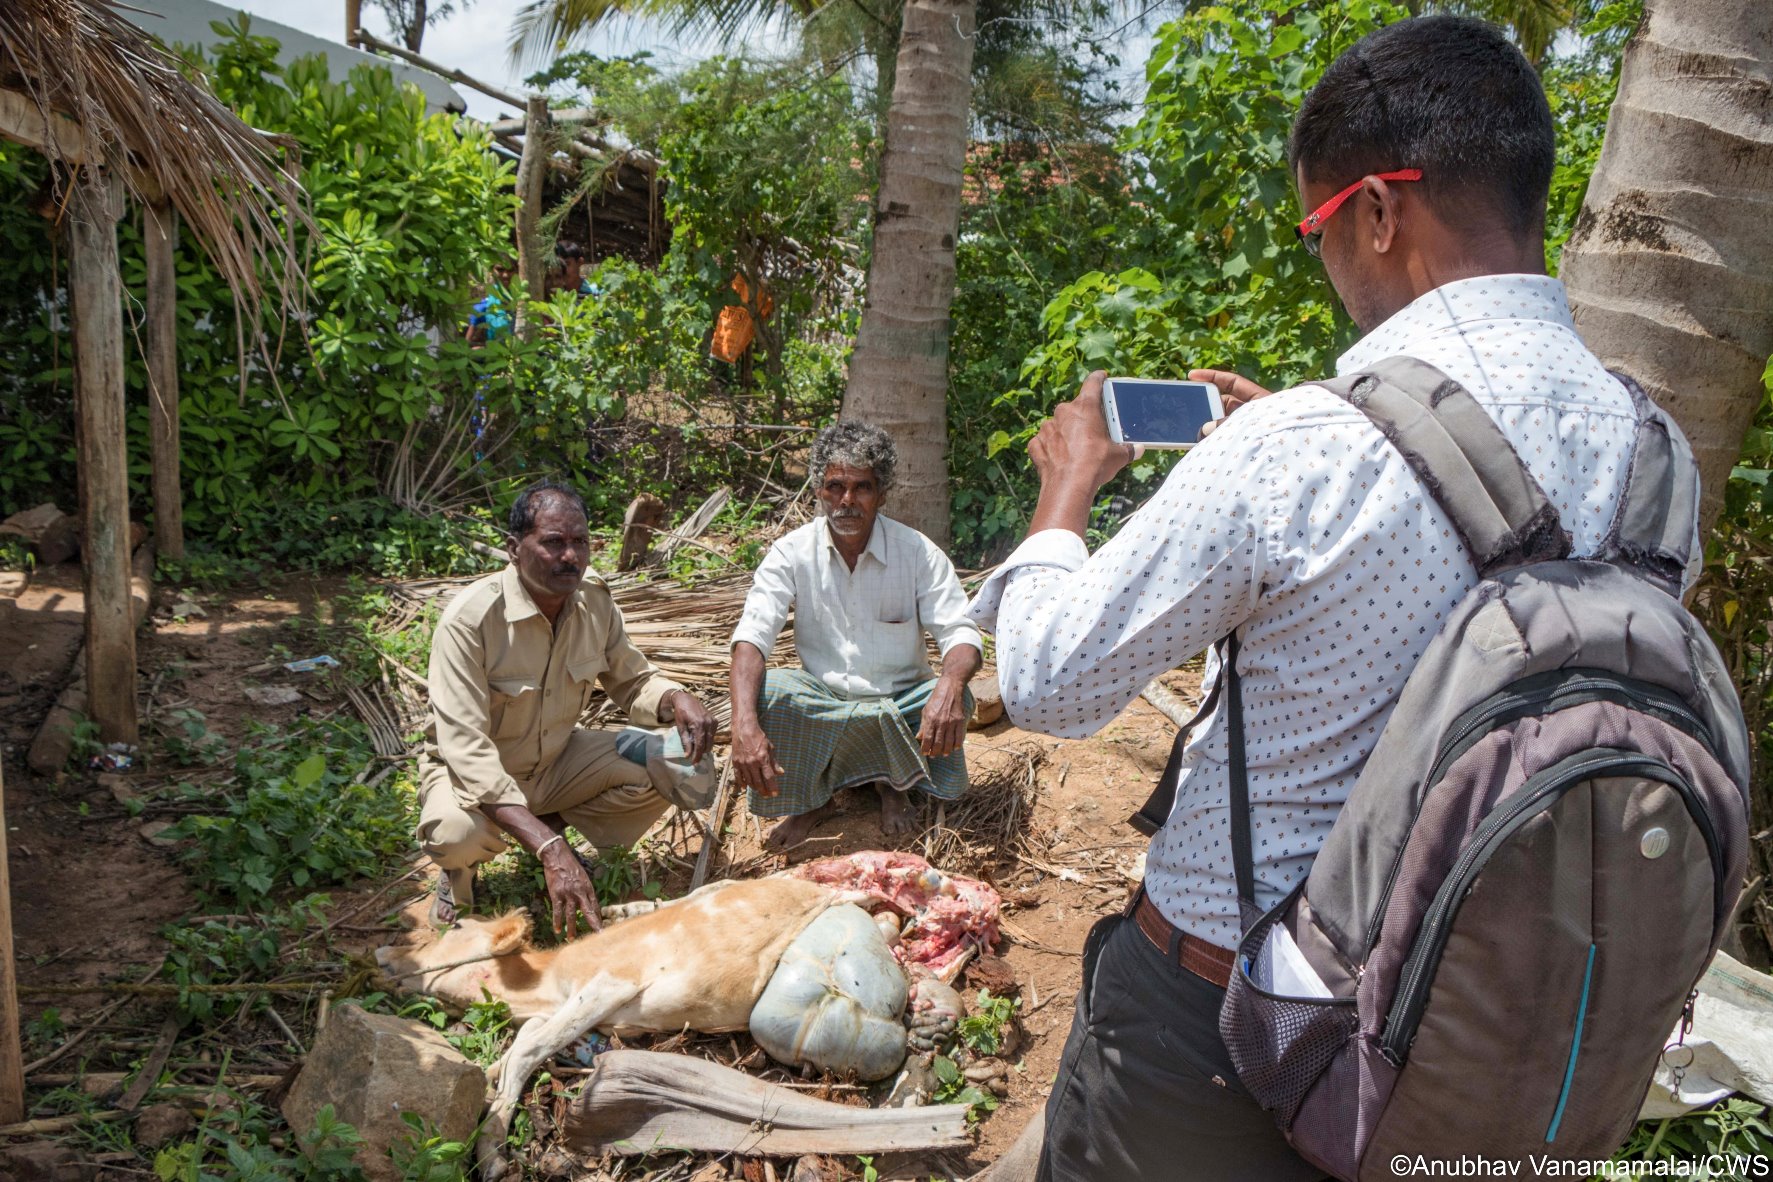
[0,0,308,331]
[507,0,832,69]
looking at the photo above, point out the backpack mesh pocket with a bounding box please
[1219,906,1358,1131]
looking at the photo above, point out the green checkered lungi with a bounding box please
[748,667,972,819]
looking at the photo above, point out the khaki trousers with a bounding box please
[418,727,672,871]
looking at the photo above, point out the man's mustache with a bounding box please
[552,565,581,576]
[830,508,863,518]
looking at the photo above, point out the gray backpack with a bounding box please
[1208,357,1752,1177]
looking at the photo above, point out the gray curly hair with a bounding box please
[810,421,897,493]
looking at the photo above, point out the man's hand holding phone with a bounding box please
[1025,368,1274,540]
[1188,368,1274,438]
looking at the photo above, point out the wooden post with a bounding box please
[345,0,362,44]
[0,760,22,1125]
[514,95,550,340]
[68,169,138,745]
[144,200,183,562]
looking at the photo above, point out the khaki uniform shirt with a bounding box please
[424,566,685,809]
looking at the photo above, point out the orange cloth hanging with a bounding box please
[709,274,775,363]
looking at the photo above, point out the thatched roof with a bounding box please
[0,0,306,324]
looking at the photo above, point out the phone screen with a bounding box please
[1109,380,1221,446]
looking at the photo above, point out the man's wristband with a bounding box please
[535,833,565,859]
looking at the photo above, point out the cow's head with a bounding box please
[376,911,535,1011]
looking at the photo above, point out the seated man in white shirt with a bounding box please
[729,422,984,852]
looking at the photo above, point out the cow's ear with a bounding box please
[487,910,532,955]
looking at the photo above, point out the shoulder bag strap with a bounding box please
[1600,372,1699,595]
[1128,641,1228,837]
[1316,356,1572,578]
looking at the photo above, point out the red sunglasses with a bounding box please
[1295,169,1423,257]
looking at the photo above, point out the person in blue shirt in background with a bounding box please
[466,261,515,346]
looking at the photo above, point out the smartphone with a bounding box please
[1101,378,1225,450]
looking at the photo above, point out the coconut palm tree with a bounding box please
[507,0,1089,544]
[1560,0,1773,535]
[838,0,976,545]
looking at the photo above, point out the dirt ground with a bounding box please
[0,562,1196,1180]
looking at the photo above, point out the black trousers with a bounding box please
[1037,912,1328,1182]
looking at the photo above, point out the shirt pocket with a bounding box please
[876,589,917,628]
[488,675,542,741]
[566,656,604,715]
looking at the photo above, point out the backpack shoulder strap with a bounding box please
[1317,356,1572,578]
[1600,372,1698,595]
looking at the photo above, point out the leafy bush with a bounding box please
[1610,1098,1773,1176]
[167,718,412,910]
[956,989,1019,1057]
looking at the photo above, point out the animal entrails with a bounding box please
[376,873,959,1180]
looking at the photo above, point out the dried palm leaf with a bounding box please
[0,0,308,338]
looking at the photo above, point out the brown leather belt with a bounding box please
[1130,887,1236,990]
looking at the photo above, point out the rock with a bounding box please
[133,1102,195,1149]
[0,1142,95,1182]
[99,774,140,806]
[969,670,1004,729]
[788,1155,845,1182]
[76,1072,123,1101]
[0,503,78,566]
[138,820,178,848]
[0,569,28,599]
[281,1005,485,1182]
[535,1146,577,1177]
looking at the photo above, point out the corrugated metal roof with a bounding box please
[119,0,469,115]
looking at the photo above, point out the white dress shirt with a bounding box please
[969,274,1700,948]
[733,515,984,699]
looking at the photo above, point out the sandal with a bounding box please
[428,867,476,928]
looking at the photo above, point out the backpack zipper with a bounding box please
[1361,672,1714,955]
[1378,750,1720,1067]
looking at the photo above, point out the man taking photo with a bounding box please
[968,15,1700,1180]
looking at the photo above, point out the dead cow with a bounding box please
[376,872,968,1179]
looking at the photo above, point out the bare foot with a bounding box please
[875,783,919,837]
[764,800,838,853]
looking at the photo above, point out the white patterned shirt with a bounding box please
[969,274,1700,948]
[733,515,983,699]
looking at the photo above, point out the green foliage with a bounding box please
[588,843,665,907]
[162,899,326,1023]
[930,1054,998,1122]
[0,536,34,571]
[955,989,1019,1056]
[0,20,627,566]
[23,1007,64,1055]
[1543,0,1642,270]
[389,1112,473,1181]
[1608,1098,1773,1177]
[956,0,1630,562]
[166,718,412,911]
[392,992,516,1067]
[152,1097,368,1182]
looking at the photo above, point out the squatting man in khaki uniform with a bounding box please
[417,479,716,933]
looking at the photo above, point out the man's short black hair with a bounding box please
[508,479,587,538]
[555,240,586,261]
[1289,15,1554,236]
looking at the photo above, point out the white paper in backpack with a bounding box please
[1254,923,1333,999]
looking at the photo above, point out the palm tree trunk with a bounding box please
[1560,0,1773,537]
[841,0,977,547]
